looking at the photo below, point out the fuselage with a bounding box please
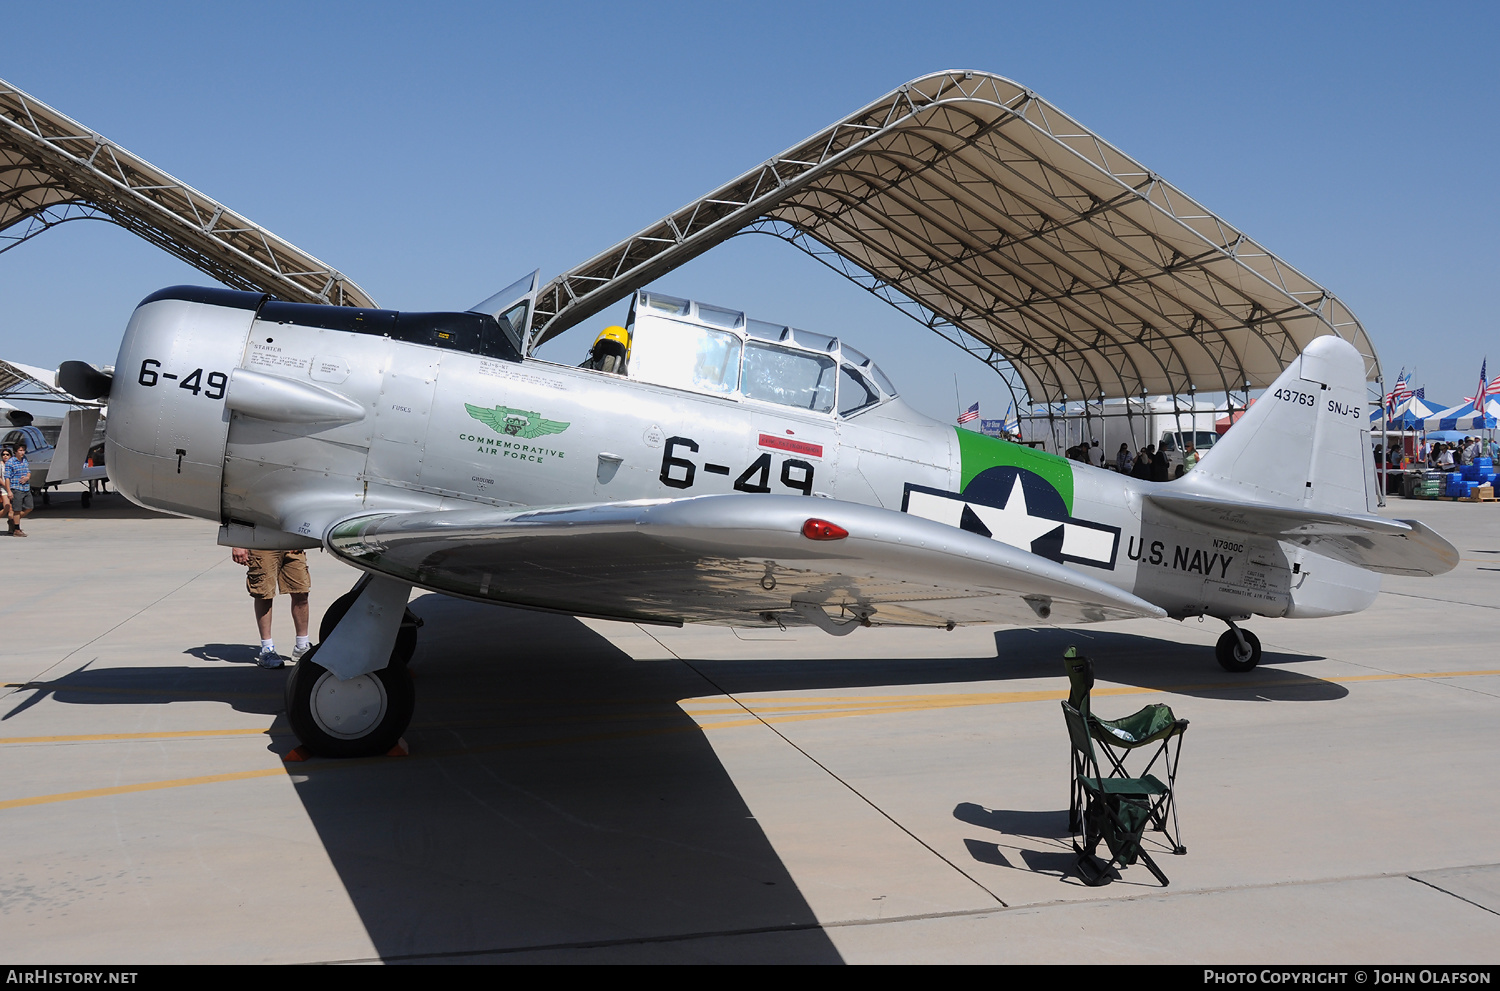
[105,286,1377,628]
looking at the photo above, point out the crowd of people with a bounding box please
[1424,436,1497,468]
[1062,438,1198,481]
[1374,435,1499,469]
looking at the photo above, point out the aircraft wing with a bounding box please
[1146,491,1458,577]
[323,494,1168,629]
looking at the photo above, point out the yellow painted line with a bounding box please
[682,668,1500,730]
[1338,669,1500,682]
[0,768,284,811]
[7,668,1499,811]
[0,728,270,745]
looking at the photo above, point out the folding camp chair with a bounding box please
[1062,698,1172,887]
[1063,647,1188,855]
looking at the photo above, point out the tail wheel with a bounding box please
[284,646,414,758]
[1215,628,1261,672]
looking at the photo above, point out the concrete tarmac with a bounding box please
[1,487,1497,964]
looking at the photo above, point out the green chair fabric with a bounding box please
[1061,646,1187,885]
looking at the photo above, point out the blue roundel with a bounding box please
[960,466,1069,559]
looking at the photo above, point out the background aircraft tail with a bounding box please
[1189,335,1377,515]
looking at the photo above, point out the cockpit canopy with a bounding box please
[623,291,898,417]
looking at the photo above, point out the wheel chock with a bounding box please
[281,740,407,761]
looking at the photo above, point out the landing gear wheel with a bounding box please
[80,491,92,509]
[392,622,418,666]
[1216,628,1261,672]
[318,579,420,667]
[318,584,366,642]
[284,646,414,758]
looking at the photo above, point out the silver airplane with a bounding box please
[62,273,1458,757]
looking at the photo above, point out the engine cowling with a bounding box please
[106,286,265,520]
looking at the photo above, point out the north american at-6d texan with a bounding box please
[58,273,1458,757]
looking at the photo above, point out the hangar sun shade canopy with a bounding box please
[531,71,1378,405]
[0,77,376,310]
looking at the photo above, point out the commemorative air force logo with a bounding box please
[902,466,1121,570]
[464,404,570,439]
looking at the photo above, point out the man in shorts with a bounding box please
[6,443,33,537]
[231,547,312,668]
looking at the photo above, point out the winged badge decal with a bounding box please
[465,403,570,439]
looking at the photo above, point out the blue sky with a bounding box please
[2,1,1496,420]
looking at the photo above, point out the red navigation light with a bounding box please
[802,518,848,541]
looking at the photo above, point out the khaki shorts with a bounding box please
[245,549,311,599]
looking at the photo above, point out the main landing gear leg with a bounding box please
[285,574,417,758]
[1215,620,1261,673]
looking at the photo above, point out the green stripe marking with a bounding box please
[955,428,1075,513]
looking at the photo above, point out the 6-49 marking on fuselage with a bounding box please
[136,359,227,400]
[659,436,814,495]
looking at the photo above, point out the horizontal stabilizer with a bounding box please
[322,494,1168,629]
[1147,491,1458,577]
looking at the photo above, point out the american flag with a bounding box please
[1464,364,1499,404]
[1385,370,1413,413]
[957,401,980,425]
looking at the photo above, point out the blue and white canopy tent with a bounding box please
[1375,395,1443,430]
[1421,400,1498,432]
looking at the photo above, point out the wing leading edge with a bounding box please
[324,494,1168,629]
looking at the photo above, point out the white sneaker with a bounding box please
[291,642,312,661]
[256,646,285,669]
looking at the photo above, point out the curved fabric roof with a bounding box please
[0,77,375,308]
[532,71,1378,403]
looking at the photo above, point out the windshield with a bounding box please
[623,291,897,415]
[838,365,881,416]
[629,320,742,395]
[742,342,836,412]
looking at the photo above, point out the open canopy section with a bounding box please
[531,71,1378,405]
[0,77,375,309]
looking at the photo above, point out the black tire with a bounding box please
[393,620,419,666]
[284,646,414,758]
[1216,628,1261,672]
[318,579,370,642]
[80,491,92,509]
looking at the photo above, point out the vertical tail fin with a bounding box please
[1190,336,1376,514]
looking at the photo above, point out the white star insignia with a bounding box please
[966,476,1064,550]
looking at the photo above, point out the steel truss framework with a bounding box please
[0,77,375,308]
[532,71,1379,405]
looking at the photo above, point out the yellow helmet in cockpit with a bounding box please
[585,325,630,375]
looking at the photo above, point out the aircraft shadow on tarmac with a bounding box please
[678,626,1346,703]
[279,594,850,963]
[4,593,1344,961]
